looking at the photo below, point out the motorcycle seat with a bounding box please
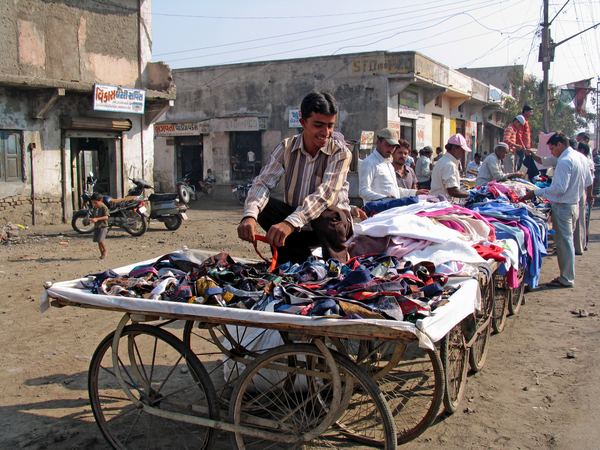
[107,196,139,208]
[149,193,178,202]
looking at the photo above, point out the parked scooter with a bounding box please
[127,178,188,230]
[177,173,197,204]
[231,179,253,206]
[72,173,149,236]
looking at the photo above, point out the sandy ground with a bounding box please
[0,199,599,450]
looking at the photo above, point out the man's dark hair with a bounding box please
[300,92,338,120]
[577,142,591,156]
[569,137,577,149]
[411,149,418,155]
[577,132,590,142]
[522,104,533,114]
[91,192,104,201]
[547,132,569,147]
[474,152,482,158]
[436,146,442,153]
[397,139,410,150]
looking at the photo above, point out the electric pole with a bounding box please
[540,0,599,133]
[541,0,551,132]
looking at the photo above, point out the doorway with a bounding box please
[176,136,203,188]
[432,114,443,149]
[231,131,261,180]
[70,136,122,209]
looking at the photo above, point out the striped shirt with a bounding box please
[243,133,351,228]
[503,123,518,152]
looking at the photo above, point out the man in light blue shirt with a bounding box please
[358,128,427,204]
[521,132,593,287]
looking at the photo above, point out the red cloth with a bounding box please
[472,243,507,262]
[516,119,531,148]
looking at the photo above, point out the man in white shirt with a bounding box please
[430,133,472,200]
[415,146,433,189]
[475,143,525,188]
[465,153,482,179]
[521,133,593,287]
[358,128,427,204]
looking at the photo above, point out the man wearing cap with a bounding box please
[415,146,434,189]
[359,128,427,204]
[430,133,472,199]
[475,143,525,188]
[503,115,525,172]
[521,132,593,287]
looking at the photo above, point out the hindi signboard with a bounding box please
[154,123,200,136]
[93,84,146,114]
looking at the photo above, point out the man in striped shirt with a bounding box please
[502,115,525,172]
[237,92,353,264]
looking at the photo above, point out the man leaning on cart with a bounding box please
[237,92,354,264]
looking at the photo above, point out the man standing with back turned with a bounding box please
[237,92,353,264]
[521,133,593,287]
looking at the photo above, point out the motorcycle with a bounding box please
[177,173,197,204]
[231,179,253,206]
[71,173,149,236]
[127,178,188,230]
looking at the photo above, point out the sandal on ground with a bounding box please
[546,277,572,288]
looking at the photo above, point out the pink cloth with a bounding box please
[386,236,432,258]
[438,220,467,233]
[417,205,497,242]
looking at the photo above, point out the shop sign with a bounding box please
[154,122,200,136]
[210,117,259,132]
[360,131,374,150]
[289,109,302,128]
[398,105,420,120]
[93,84,145,114]
[198,120,210,134]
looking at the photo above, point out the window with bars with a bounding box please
[0,131,22,183]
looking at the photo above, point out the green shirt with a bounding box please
[92,204,109,228]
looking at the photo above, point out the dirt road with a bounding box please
[1,200,599,449]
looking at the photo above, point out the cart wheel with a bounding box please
[228,343,397,450]
[440,321,469,414]
[385,344,445,445]
[88,324,220,450]
[182,321,287,409]
[327,338,406,380]
[492,273,509,334]
[508,268,526,315]
[326,338,442,444]
[468,277,495,373]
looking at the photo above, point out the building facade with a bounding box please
[154,51,511,200]
[0,0,175,225]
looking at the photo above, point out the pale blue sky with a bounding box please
[151,0,600,94]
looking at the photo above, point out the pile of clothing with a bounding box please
[80,251,459,324]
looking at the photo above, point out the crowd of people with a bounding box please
[236,92,596,291]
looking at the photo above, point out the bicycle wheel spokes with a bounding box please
[89,325,219,450]
[228,344,397,449]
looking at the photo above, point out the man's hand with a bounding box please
[588,196,595,206]
[266,221,295,248]
[237,217,258,243]
[520,190,535,202]
[510,171,526,179]
[416,189,430,195]
[89,217,96,223]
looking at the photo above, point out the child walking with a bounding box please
[90,193,109,259]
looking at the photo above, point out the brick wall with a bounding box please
[0,195,63,226]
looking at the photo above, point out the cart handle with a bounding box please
[253,235,278,272]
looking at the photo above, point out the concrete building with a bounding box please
[0,0,175,225]
[154,51,511,200]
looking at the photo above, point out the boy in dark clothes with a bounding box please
[90,193,109,259]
